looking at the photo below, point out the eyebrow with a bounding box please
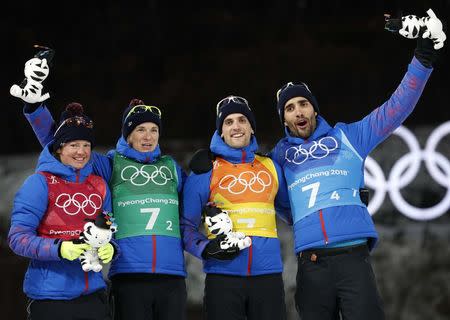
[285,98,309,109]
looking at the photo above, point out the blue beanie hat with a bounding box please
[122,98,162,139]
[276,82,319,125]
[216,95,256,135]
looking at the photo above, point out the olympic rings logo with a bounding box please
[285,136,338,164]
[121,165,173,186]
[365,121,450,220]
[55,193,102,216]
[219,170,272,194]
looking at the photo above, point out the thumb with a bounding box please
[41,58,48,69]
[79,243,91,250]
[422,30,431,38]
[426,8,437,19]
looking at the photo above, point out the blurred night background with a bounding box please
[1,0,449,319]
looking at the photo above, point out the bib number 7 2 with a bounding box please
[140,208,173,231]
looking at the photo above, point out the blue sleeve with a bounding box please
[8,174,61,261]
[341,56,433,158]
[91,152,113,183]
[268,140,285,168]
[180,171,212,259]
[102,184,112,212]
[101,186,121,259]
[273,160,292,225]
[24,103,55,147]
[175,161,187,194]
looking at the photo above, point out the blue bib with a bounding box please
[284,129,366,224]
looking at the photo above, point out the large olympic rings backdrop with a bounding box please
[364,121,450,220]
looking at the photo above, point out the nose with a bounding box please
[230,121,242,131]
[294,104,303,117]
[76,146,90,154]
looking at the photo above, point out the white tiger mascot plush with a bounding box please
[204,205,251,251]
[79,212,117,272]
[10,48,52,103]
[386,8,446,50]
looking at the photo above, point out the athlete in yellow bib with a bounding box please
[181,95,292,320]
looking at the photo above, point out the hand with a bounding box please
[422,9,446,50]
[24,58,50,81]
[60,241,91,261]
[10,57,50,104]
[201,234,240,260]
[189,148,215,174]
[10,79,50,104]
[415,27,439,68]
[98,243,115,264]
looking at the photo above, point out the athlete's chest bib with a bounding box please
[208,155,279,238]
[110,154,180,239]
[37,172,106,240]
[283,129,365,223]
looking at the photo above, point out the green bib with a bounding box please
[110,153,180,239]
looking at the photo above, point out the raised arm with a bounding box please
[340,9,444,158]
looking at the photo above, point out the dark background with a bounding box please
[2,0,449,155]
[1,1,450,319]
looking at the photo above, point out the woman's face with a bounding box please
[127,122,159,152]
[56,140,92,170]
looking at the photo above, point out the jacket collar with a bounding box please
[209,130,258,164]
[115,136,161,163]
[285,116,332,144]
[37,143,93,182]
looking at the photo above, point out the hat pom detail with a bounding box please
[64,102,84,117]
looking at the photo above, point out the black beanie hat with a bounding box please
[52,102,95,152]
[122,98,162,139]
[276,82,319,125]
[215,95,256,135]
[84,211,117,231]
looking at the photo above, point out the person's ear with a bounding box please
[314,112,317,117]
[220,133,224,138]
[284,121,288,127]
[251,129,254,135]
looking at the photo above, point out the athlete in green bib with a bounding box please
[110,153,180,239]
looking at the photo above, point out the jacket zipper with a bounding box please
[319,209,329,244]
[152,235,157,272]
[247,239,253,275]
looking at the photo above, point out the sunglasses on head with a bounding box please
[125,105,162,121]
[216,95,250,115]
[276,81,311,101]
[54,116,94,136]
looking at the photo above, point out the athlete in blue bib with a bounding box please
[269,11,445,320]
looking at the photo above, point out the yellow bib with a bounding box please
[207,155,279,238]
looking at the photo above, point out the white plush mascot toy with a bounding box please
[204,204,252,251]
[385,8,446,49]
[10,45,53,104]
[78,211,117,272]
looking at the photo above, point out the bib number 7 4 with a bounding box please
[301,182,341,208]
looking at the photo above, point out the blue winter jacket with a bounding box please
[270,56,432,254]
[24,108,187,277]
[8,144,112,300]
[181,131,291,276]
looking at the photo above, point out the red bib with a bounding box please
[37,172,107,241]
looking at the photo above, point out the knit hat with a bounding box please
[276,82,319,125]
[52,102,94,152]
[122,98,162,139]
[215,95,256,135]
